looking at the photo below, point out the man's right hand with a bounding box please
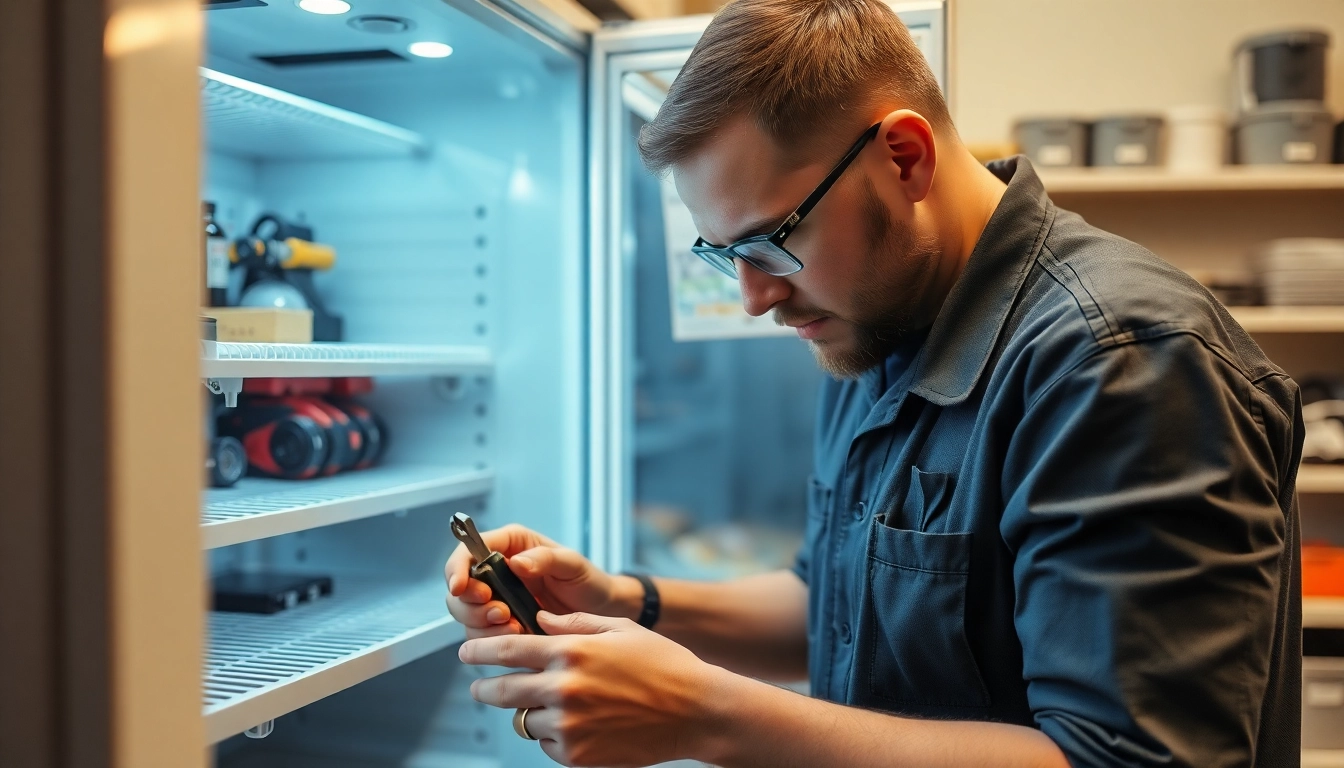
[444,523,631,639]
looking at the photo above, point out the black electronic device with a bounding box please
[212,571,334,614]
[217,399,330,479]
[330,399,387,470]
[208,436,247,488]
[451,512,546,635]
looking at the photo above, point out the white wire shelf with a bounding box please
[202,465,493,549]
[201,341,492,379]
[1039,166,1344,194]
[1228,306,1344,333]
[205,579,461,744]
[201,68,429,161]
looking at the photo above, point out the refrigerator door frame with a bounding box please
[586,2,950,574]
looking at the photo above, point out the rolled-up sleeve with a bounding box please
[1000,332,1296,768]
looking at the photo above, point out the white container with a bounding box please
[1304,656,1344,750]
[1166,105,1227,172]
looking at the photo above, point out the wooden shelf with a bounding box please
[1229,306,1344,334]
[1300,466,1344,495]
[1304,748,1344,767]
[1306,597,1344,629]
[1039,166,1344,194]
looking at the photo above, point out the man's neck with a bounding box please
[928,145,1009,315]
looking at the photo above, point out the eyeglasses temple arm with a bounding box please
[775,122,882,239]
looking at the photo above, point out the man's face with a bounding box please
[674,116,942,378]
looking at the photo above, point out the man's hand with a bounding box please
[459,610,725,767]
[444,524,632,639]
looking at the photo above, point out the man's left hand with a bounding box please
[459,610,725,767]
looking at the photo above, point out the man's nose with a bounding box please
[737,261,791,317]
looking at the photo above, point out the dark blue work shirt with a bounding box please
[794,157,1302,768]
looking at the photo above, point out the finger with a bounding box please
[482,524,560,559]
[459,633,557,670]
[457,578,494,605]
[469,671,560,709]
[446,598,511,628]
[538,610,629,636]
[517,705,561,742]
[445,543,472,596]
[538,737,569,766]
[509,546,590,581]
[465,619,522,641]
[448,525,544,596]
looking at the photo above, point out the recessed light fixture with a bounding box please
[298,0,351,15]
[408,41,453,58]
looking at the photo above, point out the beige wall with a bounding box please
[951,0,1344,145]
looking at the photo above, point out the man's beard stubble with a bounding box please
[776,177,940,379]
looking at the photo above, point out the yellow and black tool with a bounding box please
[229,213,345,341]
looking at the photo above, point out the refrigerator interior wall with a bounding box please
[203,1,583,765]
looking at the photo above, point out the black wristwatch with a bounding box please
[622,572,661,630]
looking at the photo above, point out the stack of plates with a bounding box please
[1257,239,1344,306]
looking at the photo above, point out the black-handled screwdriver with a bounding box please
[451,512,547,636]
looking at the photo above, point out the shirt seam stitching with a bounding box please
[1022,327,1277,414]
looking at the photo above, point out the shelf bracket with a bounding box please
[204,377,244,408]
[244,720,275,739]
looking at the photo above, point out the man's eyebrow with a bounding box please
[721,211,793,245]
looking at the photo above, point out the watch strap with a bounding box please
[622,572,660,630]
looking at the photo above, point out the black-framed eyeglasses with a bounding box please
[691,122,881,280]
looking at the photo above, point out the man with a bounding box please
[445,0,1303,765]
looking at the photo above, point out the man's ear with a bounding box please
[877,110,936,203]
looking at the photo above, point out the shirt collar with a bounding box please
[907,155,1055,406]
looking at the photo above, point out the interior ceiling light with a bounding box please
[298,0,351,15]
[408,41,453,58]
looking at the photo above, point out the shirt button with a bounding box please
[840,622,852,643]
[852,501,866,521]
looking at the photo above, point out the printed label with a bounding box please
[1283,141,1318,163]
[207,239,230,289]
[1037,145,1073,166]
[1114,143,1148,165]
[1307,681,1344,708]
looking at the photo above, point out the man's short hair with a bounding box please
[638,0,954,176]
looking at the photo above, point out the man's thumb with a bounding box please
[537,610,623,635]
[510,546,589,581]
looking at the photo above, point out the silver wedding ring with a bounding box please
[513,707,538,740]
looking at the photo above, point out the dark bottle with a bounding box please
[204,201,229,307]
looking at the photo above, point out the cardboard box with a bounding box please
[204,308,313,343]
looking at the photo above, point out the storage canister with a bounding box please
[1091,115,1163,167]
[1013,118,1089,168]
[1166,105,1227,172]
[1234,28,1330,112]
[1235,101,1334,164]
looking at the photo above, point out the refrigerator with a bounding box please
[0,1,945,766]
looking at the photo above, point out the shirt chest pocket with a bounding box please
[850,469,990,710]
